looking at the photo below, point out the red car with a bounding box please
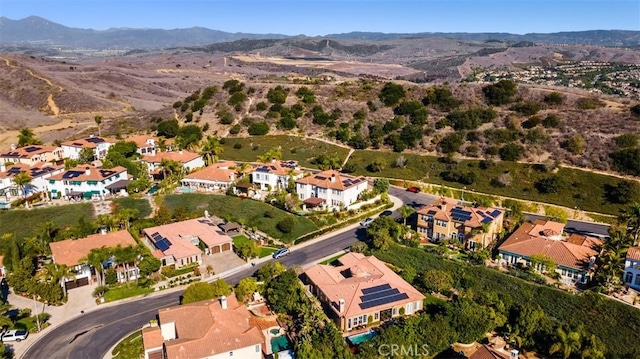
[406,187,421,193]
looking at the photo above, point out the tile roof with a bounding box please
[48,165,127,182]
[123,135,156,148]
[296,170,367,191]
[303,253,425,318]
[417,197,503,228]
[498,220,603,271]
[183,161,238,183]
[253,160,300,176]
[155,294,264,359]
[468,344,511,359]
[49,230,137,266]
[0,163,63,180]
[61,136,116,148]
[142,150,201,164]
[0,145,61,159]
[143,218,233,258]
[142,326,164,350]
[627,247,640,262]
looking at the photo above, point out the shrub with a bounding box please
[576,97,604,109]
[368,158,387,172]
[563,135,585,155]
[229,124,241,135]
[105,268,117,285]
[535,175,561,194]
[277,217,296,233]
[511,101,541,116]
[610,148,640,176]
[543,92,564,106]
[499,143,525,161]
[247,122,270,136]
[542,114,561,128]
[255,101,268,111]
[613,133,638,148]
[482,79,517,105]
[379,82,406,106]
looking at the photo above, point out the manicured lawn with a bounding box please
[112,197,152,218]
[221,135,350,168]
[259,246,278,258]
[0,203,93,239]
[111,330,144,359]
[347,150,638,215]
[163,194,318,243]
[232,235,251,247]
[104,285,154,302]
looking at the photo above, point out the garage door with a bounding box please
[221,243,231,252]
[212,246,221,254]
[64,277,90,291]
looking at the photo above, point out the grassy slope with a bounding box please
[112,197,152,218]
[0,203,93,239]
[221,135,350,168]
[347,150,636,215]
[163,194,318,243]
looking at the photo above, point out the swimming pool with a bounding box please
[271,335,291,353]
[147,184,159,195]
[347,330,378,345]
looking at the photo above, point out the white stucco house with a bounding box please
[61,135,116,160]
[181,161,243,192]
[624,247,640,291]
[140,150,204,177]
[0,162,65,200]
[0,144,64,165]
[47,165,129,200]
[296,170,368,210]
[251,159,302,191]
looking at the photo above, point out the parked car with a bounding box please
[1,330,28,342]
[380,210,393,217]
[406,187,421,193]
[360,217,375,227]
[272,248,291,259]
[564,227,579,234]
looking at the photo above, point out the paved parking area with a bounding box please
[200,251,246,277]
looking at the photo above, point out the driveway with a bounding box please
[200,251,246,278]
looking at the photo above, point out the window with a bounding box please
[625,272,633,283]
[392,307,397,315]
[374,312,379,320]
[435,220,447,227]
[635,275,640,286]
[255,345,260,352]
[229,352,233,357]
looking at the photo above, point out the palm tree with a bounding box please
[235,162,250,178]
[42,263,74,298]
[13,171,32,200]
[156,138,167,152]
[256,147,282,163]
[114,208,139,230]
[549,327,582,359]
[17,128,42,147]
[94,115,103,137]
[620,202,640,245]
[398,205,415,226]
[0,303,14,330]
[159,159,182,179]
[199,136,224,166]
[113,245,140,283]
[83,247,111,286]
[96,214,116,232]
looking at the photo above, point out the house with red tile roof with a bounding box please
[0,144,64,166]
[142,294,264,359]
[0,162,64,200]
[296,170,368,210]
[498,220,602,285]
[49,230,138,290]
[142,217,234,268]
[251,159,302,191]
[141,150,204,176]
[181,161,246,192]
[61,135,116,160]
[416,197,504,249]
[302,252,425,332]
[624,247,640,290]
[47,165,128,200]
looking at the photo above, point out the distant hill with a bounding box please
[0,16,639,49]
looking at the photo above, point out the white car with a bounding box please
[1,330,28,342]
[360,217,375,228]
[272,248,291,259]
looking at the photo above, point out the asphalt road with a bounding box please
[24,188,440,359]
[524,213,611,237]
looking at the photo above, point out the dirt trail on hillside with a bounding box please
[0,118,85,147]
[25,69,63,116]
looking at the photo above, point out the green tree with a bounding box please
[256,262,286,282]
[529,254,556,274]
[398,205,415,226]
[631,104,640,118]
[12,171,32,199]
[439,133,464,154]
[248,122,270,136]
[368,158,387,172]
[277,217,296,234]
[549,327,582,359]
[182,282,215,304]
[94,115,103,137]
[78,147,95,164]
[379,82,405,107]
[257,147,282,163]
[267,85,288,105]
[613,133,639,148]
[236,241,260,260]
[482,79,517,105]
[159,158,183,179]
[606,180,640,204]
[564,135,585,155]
[543,92,564,106]
[499,143,525,161]
[138,256,161,277]
[176,124,203,149]
[422,269,453,294]
[235,277,258,302]
[210,278,232,297]
[373,178,390,193]
[83,247,111,286]
[199,135,223,165]
[156,119,180,138]
[222,79,244,94]
[17,128,42,147]
[620,202,640,245]
[610,147,640,176]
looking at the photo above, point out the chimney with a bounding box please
[330,173,336,182]
[0,164,5,173]
[440,201,447,212]
[271,158,276,163]
[179,150,183,155]
[510,349,519,359]
[89,134,94,138]
[10,144,16,151]
[85,167,91,175]
[100,228,107,235]
[338,298,345,314]
[220,295,227,310]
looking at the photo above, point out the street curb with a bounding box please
[102,328,142,359]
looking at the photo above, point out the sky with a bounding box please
[1,0,639,36]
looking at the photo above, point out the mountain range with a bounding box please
[1,16,639,49]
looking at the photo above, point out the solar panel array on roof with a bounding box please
[255,167,270,172]
[24,146,40,153]
[86,137,105,143]
[361,284,391,295]
[490,209,502,217]
[100,169,116,177]
[30,167,55,177]
[281,161,298,169]
[482,217,493,224]
[451,207,472,222]
[8,167,21,174]
[359,285,409,309]
[62,170,84,179]
[427,210,437,215]
[72,142,83,146]
[150,232,172,251]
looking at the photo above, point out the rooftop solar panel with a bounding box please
[490,209,502,217]
[62,170,84,179]
[86,137,105,143]
[8,167,21,174]
[359,293,409,309]
[156,239,170,251]
[427,210,437,215]
[256,167,269,172]
[361,284,391,295]
[361,288,401,303]
[24,146,40,153]
[72,142,83,146]
[482,217,493,224]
